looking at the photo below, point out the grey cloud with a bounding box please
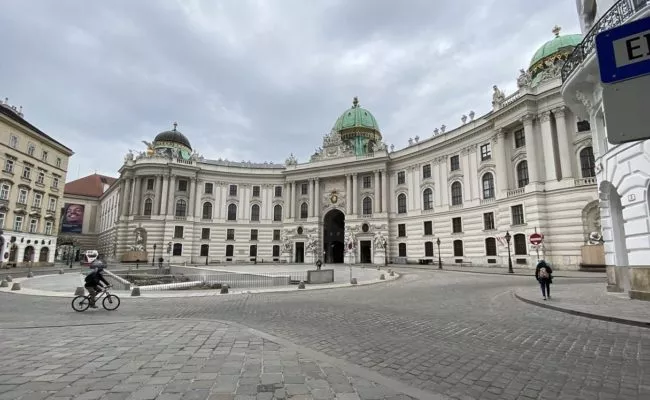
[0,0,580,179]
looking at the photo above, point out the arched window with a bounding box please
[482,173,495,199]
[485,238,497,256]
[272,245,280,258]
[273,204,282,221]
[451,182,462,205]
[175,200,187,217]
[514,233,527,255]
[143,198,153,216]
[225,244,234,257]
[300,202,308,219]
[424,241,434,257]
[453,239,463,257]
[200,244,209,257]
[172,243,182,256]
[227,203,237,221]
[422,188,433,210]
[202,202,213,220]
[362,197,372,215]
[397,193,407,214]
[517,161,529,188]
[398,243,407,257]
[249,245,257,257]
[580,147,595,178]
[251,204,260,221]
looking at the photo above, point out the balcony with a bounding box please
[575,177,598,186]
[562,0,649,82]
[507,188,525,198]
[480,198,496,205]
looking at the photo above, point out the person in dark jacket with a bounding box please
[84,261,110,308]
[535,260,553,300]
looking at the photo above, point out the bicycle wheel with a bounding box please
[102,294,121,311]
[72,296,90,312]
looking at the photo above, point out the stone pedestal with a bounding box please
[121,251,148,263]
[345,253,356,265]
[373,249,386,265]
[307,269,334,284]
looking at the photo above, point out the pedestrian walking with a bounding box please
[535,259,553,300]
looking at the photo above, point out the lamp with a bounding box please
[505,231,513,274]
[436,238,442,270]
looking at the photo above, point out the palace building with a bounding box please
[80,28,602,270]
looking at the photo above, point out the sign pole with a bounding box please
[535,227,540,261]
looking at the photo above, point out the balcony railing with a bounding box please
[562,0,648,82]
[575,177,598,186]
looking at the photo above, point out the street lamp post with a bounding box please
[505,231,514,274]
[166,242,172,267]
[436,238,442,270]
[152,244,157,266]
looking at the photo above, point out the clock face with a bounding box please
[330,194,338,204]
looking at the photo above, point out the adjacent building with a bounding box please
[562,0,650,299]
[0,98,74,266]
[94,29,601,270]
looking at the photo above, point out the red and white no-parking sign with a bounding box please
[529,232,544,245]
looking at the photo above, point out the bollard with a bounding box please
[27,271,34,278]
[131,287,141,296]
[59,269,64,275]
[5,275,12,282]
[377,266,381,270]
[389,271,395,277]
[0,280,8,287]
[11,282,21,291]
[388,269,392,274]
[74,287,86,296]
[298,281,306,289]
[380,274,385,280]
[350,278,358,285]
[220,285,229,294]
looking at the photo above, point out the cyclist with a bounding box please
[84,260,111,308]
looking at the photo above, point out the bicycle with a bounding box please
[71,286,121,312]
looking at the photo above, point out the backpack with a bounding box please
[538,265,549,279]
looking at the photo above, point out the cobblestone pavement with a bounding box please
[0,269,648,400]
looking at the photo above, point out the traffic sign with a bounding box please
[529,233,544,245]
[596,15,650,144]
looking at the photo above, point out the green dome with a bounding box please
[333,97,380,133]
[529,26,582,69]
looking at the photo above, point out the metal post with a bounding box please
[534,227,540,261]
[505,231,514,274]
[152,244,157,266]
[436,238,442,270]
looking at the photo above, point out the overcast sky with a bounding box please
[0,0,580,180]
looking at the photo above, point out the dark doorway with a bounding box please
[324,209,345,263]
[360,240,372,263]
[295,242,305,263]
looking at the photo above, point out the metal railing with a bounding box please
[562,0,647,82]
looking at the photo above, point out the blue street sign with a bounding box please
[596,15,650,84]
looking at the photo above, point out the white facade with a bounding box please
[563,0,650,298]
[97,41,601,270]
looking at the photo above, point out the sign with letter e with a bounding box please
[596,15,650,144]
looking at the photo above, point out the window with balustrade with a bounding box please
[580,147,595,178]
[482,173,495,199]
[517,161,529,188]
[422,188,433,210]
[397,193,407,214]
[300,202,308,219]
[175,200,187,217]
[362,197,372,215]
[451,182,463,205]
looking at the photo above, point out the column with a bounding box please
[167,176,175,215]
[290,181,296,219]
[265,185,272,220]
[239,185,246,220]
[194,179,202,218]
[220,183,227,220]
[461,151,471,201]
[381,170,387,213]
[127,178,136,216]
[493,130,508,195]
[155,175,163,215]
[352,174,358,215]
[408,168,415,210]
[522,114,540,183]
[346,175,352,215]
[309,179,315,217]
[434,161,442,206]
[314,178,320,218]
[553,107,573,179]
[540,111,558,181]
[373,170,380,214]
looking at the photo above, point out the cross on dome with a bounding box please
[172,122,178,131]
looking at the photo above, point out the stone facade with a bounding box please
[562,0,650,298]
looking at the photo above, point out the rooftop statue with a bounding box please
[517,69,532,88]
[492,85,505,107]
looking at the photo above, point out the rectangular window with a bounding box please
[14,215,23,231]
[485,238,497,256]
[273,229,281,241]
[422,164,431,179]
[398,243,407,257]
[27,144,35,156]
[483,212,495,230]
[48,197,56,211]
[174,226,184,238]
[363,176,371,188]
[41,151,48,161]
[177,180,188,191]
[33,193,42,208]
[37,172,45,184]
[301,183,308,195]
[250,229,258,241]
[577,120,591,132]
[514,129,526,148]
[452,217,462,233]
[45,221,53,235]
[274,186,282,197]
[397,171,406,185]
[201,228,210,240]
[0,185,9,200]
[147,179,155,190]
[22,166,31,180]
[423,221,433,236]
[18,189,27,204]
[511,205,525,225]
[480,143,491,161]
[229,185,237,196]
[0,213,4,229]
[227,229,235,240]
[252,185,260,197]
[4,159,13,173]
[450,155,460,171]
[398,224,406,237]
[203,182,213,194]
[52,177,59,188]
[425,242,434,257]
[9,135,18,148]
[29,219,38,233]
[56,157,62,167]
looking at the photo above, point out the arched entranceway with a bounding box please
[39,247,49,262]
[23,246,35,262]
[323,209,345,263]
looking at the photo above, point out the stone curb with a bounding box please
[514,291,650,329]
[397,265,605,279]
